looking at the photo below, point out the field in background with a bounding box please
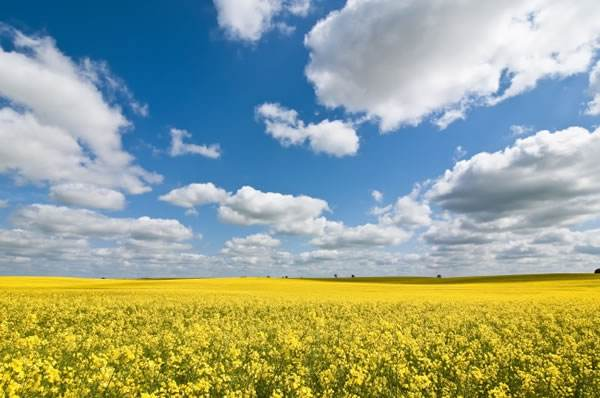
[1,274,599,397]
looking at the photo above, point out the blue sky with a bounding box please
[2,1,600,277]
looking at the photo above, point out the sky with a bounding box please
[1,0,600,277]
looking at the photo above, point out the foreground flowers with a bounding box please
[0,276,598,397]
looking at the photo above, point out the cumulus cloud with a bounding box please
[510,124,534,137]
[0,228,90,264]
[221,233,287,266]
[213,0,312,42]
[427,126,600,230]
[422,218,495,247]
[0,226,212,277]
[13,204,193,242]
[169,128,221,159]
[80,58,149,117]
[256,103,359,157]
[305,0,600,131]
[219,185,330,235]
[287,0,311,16]
[50,183,126,211]
[161,182,414,250]
[161,183,331,235]
[312,222,409,249]
[412,126,600,274]
[453,146,467,162]
[584,60,600,116]
[294,248,420,277]
[0,27,160,206]
[0,204,213,276]
[371,190,383,203]
[418,214,600,275]
[375,188,432,229]
[159,183,229,209]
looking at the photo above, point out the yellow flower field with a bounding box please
[1,275,599,397]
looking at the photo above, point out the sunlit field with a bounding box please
[1,274,599,397]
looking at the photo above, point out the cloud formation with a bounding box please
[213,0,311,42]
[162,182,415,250]
[305,0,600,131]
[375,191,432,229]
[159,183,229,209]
[50,183,126,211]
[510,125,534,137]
[169,128,221,159]
[13,204,193,242]
[371,190,383,203]
[0,28,160,209]
[218,185,330,235]
[413,126,600,274]
[311,223,409,249]
[0,204,206,276]
[585,60,600,116]
[427,127,600,230]
[257,103,359,157]
[221,233,287,266]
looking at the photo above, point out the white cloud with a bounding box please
[256,103,359,157]
[418,215,600,275]
[422,218,495,247]
[219,185,330,235]
[0,199,417,277]
[434,106,467,130]
[412,126,600,274]
[293,248,424,277]
[0,228,90,264]
[13,204,193,242]
[305,0,600,132]
[80,58,149,117]
[584,60,600,116]
[225,233,281,250]
[214,0,282,42]
[162,182,415,250]
[427,126,600,230]
[0,199,7,208]
[376,188,432,229]
[220,234,294,269]
[213,0,312,42]
[221,233,280,261]
[453,146,467,162]
[510,124,534,137]
[311,222,409,249]
[0,204,212,276]
[160,182,331,235]
[288,0,311,16]
[169,128,221,159]
[50,183,126,211]
[159,183,229,209]
[371,190,383,203]
[297,249,340,263]
[0,28,160,199]
[0,226,213,277]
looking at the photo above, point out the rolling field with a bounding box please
[1,274,599,397]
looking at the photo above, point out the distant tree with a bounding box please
[334,274,338,278]
[284,275,288,279]
[266,275,270,278]
[437,274,442,278]
[595,268,600,274]
[351,274,355,278]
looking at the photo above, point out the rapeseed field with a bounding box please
[0,275,598,397]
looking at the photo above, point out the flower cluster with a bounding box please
[0,277,598,397]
